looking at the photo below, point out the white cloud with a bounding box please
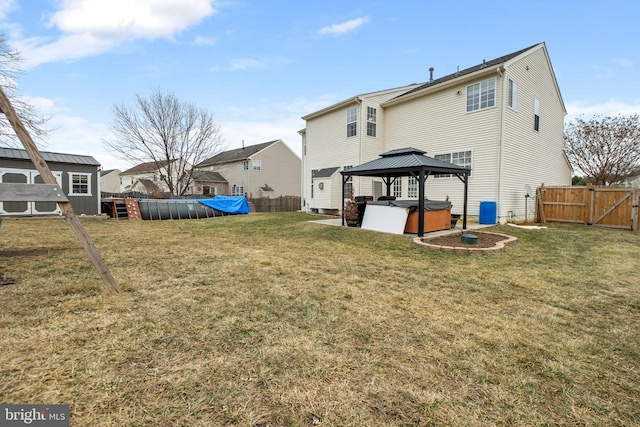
[193,35,216,46]
[565,99,640,122]
[0,0,16,21]
[614,58,633,68]
[10,0,218,68]
[318,17,369,36]
[229,58,266,70]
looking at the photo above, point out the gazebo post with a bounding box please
[418,170,425,238]
[463,173,469,230]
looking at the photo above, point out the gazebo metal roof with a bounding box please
[341,147,471,236]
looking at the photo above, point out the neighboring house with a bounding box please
[0,146,101,216]
[100,168,121,194]
[195,140,301,198]
[186,170,228,196]
[120,159,190,195]
[129,178,167,197]
[300,42,571,221]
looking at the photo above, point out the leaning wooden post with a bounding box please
[0,88,120,294]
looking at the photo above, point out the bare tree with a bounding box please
[564,114,640,185]
[103,88,225,196]
[0,34,51,146]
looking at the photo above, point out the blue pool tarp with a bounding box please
[198,196,250,214]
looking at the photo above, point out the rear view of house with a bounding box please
[301,42,571,222]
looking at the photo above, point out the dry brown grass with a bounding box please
[0,213,639,426]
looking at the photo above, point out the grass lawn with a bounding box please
[1,212,639,426]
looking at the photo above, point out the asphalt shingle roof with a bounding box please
[196,140,279,168]
[391,43,541,101]
[313,167,339,178]
[121,159,174,175]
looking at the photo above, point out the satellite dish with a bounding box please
[525,184,533,198]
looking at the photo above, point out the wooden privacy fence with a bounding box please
[248,196,301,212]
[537,184,639,231]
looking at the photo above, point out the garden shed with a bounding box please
[341,147,471,237]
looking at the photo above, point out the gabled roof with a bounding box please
[343,147,470,178]
[121,159,174,175]
[190,170,227,182]
[196,140,279,168]
[0,146,100,166]
[390,43,542,101]
[100,169,120,177]
[313,167,339,178]
[131,178,164,194]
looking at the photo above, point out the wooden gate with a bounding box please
[537,185,639,231]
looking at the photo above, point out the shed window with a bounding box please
[69,173,91,195]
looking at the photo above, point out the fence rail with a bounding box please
[537,184,639,231]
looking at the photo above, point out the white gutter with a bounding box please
[496,66,505,223]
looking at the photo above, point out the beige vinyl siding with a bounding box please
[250,141,301,197]
[500,46,570,219]
[303,87,413,210]
[383,71,502,216]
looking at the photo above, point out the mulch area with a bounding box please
[424,231,512,249]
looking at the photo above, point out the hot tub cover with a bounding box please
[367,199,451,213]
[198,196,250,214]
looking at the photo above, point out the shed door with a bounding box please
[0,169,63,215]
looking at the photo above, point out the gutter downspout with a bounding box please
[496,66,505,224]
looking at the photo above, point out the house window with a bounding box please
[367,107,377,137]
[243,160,249,170]
[343,165,353,199]
[534,97,540,131]
[393,178,402,198]
[347,106,357,137]
[69,173,91,195]
[407,176,417,198]
[434,150,472,178]
[311,169,318,199]
[253,160,262,171]
[467,78,495,112]
[508,79,519,111]
[203,185,211,195]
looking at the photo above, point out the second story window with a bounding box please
[534,97,540,131]
[467,78,495,112]
[508,79,519,111]
[253,160,262,171]
[347,106,357,137]
[367,107,377,137]
[243,160,249,170]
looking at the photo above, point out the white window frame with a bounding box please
[393,178,402,198]
[252,160,262,171]
[343,165,353,199]
[366,107,377,137]
[434,150,472,178]
[68,172,92,196]
[407,176,417,198]
[534,97,540,131]
[243,160,249,170]
[508,78,519,111]
[347,106,357,137]
[466,78,496,112]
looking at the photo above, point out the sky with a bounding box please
[1,0,639,171]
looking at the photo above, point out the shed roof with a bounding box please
[0,146,100,166]
[313,167,339,178]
